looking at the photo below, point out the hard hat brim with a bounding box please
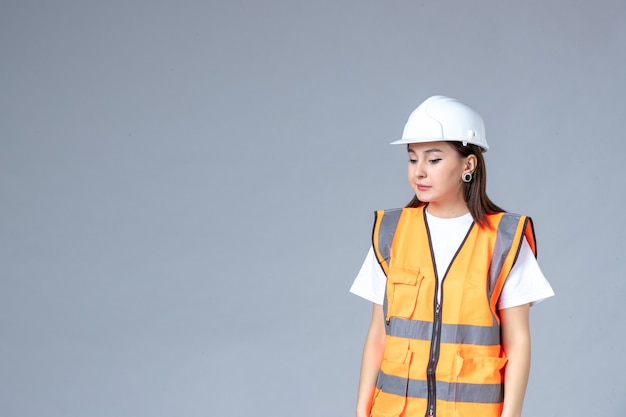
[390,137,444,145]
[389,137,489,152]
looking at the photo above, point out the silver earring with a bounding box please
[462,172,473,183]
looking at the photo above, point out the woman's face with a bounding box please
[407,141,475,216]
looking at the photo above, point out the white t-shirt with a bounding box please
[350,211,554,309]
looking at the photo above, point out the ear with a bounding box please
[465,154,477,173]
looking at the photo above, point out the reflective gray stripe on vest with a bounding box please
[488,213,522,300]
[373,208,403,271]
[375,209,402,325]
[386,317,501,346]
[377,371,503,404]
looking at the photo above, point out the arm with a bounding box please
[500,303,531,417]
[356,303,386,417]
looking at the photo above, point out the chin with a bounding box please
[414,192,432,202]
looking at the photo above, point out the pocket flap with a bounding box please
[388,265,421,285]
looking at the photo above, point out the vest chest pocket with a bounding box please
[387,266,424,319]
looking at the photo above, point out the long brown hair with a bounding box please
[405,142,504,227]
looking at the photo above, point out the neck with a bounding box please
[425,202,470,219]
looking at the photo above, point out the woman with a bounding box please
[350,95,554,417]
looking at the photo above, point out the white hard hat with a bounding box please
[391,95,489,151]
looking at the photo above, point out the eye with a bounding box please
[429,158,442,164]
[408,158,417,164]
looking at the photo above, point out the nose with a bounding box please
[412,161,426,178]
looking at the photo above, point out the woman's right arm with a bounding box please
[356,303,386,417]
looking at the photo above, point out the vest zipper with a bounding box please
[425,296,443,417]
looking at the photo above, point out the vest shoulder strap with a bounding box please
[488,212,536,315]
[371,208,403,276]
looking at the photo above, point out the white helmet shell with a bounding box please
[391,95,489,151]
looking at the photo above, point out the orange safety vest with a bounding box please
[371,206,536,417]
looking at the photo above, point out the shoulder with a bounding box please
[484,211,533,229]
[374,207,403,215]
[373,207,424,229]
[374,206,424,217]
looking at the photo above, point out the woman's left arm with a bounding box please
[500,303,531,417]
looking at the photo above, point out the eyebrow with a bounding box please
[408,148,443,154]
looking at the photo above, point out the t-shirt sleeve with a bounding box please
[349,246,387,305]
[498,237,555,310]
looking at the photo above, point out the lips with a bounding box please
[416,184,430,191]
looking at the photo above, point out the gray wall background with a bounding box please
[2,1,625,416]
